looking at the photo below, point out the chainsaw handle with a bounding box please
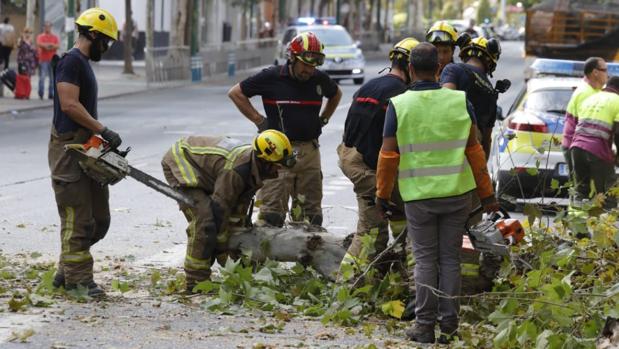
[465,206,510,233]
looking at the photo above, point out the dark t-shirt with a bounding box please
[383,81,477,139]
[440,62,497,128]
[52,48,98,134]
[343,74,408,169]
[240,63,338,141]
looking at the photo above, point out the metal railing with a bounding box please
[200,38,278,77]
[144,46,191,84]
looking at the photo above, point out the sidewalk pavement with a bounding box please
[0,60,264,116]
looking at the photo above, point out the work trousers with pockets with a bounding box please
[162,162,218,285]
[258,140,322,226]
[405,192,472,329]
[337,143,406,257]
[52,175,110,285]
[571,146,617,209]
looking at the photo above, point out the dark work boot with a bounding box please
[66,281,106,297]
[259,212,285,227]
[438,325,459,344]
[405,323,436,344]
[52,272,65,288]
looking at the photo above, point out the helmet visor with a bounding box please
[297,51,325,67]
[426,31,454,44]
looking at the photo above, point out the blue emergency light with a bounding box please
[529,59,619,78]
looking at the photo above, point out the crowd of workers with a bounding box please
[45,6,618,345]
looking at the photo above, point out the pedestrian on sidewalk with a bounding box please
[570,76,619,210]
[48,7,119,297]
[228,32,342,228]
[375,43,498,344]
[36,21,59,99]
[0,17,16,70]
[161,131,296,293]
[17,27,38,76]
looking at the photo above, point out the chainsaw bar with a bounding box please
[127,165,195,207]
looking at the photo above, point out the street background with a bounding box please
[0,40,525,347]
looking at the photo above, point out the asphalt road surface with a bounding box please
[0,41,526,347]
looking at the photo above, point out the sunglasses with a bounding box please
[298,51,325,67]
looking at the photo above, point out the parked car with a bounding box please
[276,23,366,84]
[490,59,619,205]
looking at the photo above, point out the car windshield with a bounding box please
[520,88,573,115]
[302,28,353,46]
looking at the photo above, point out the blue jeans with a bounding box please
[38,61,53,98]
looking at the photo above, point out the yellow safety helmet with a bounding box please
[426,21,458,45]
[388,37,420,62]
[253,130,296,168]
[458,35,501,73]
[75,7,118,41]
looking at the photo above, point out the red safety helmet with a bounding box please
[287,32,325,67]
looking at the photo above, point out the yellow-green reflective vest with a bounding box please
[574,91,619,141]
[392,88,476,201]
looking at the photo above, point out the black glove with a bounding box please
[100,127,122,149]
[375,197,400,220]
[256,117,269,132]
[495,79,511,94]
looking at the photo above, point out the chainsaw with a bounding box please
[465,207,525,257]
[64,135,195,206]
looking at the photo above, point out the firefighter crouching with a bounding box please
[161,130,296,293]
[376,43,499,344]
[337,37,419,272]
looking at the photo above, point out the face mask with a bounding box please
[89,35,110,62]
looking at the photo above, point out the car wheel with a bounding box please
[333,79,341,84]
[354,78,364,85]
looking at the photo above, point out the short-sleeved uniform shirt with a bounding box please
[52,48,98,134]
[384,81,477,139]
[440,63,496,128]
[240,62,338,141]
[343,74,408,169]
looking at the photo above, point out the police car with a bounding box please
[491,59,619,205]
[276,18,366,84]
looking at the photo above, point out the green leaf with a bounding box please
[526,167,539,176]
[550,179,559,190]
[150,270,161,288]
[526,269,543,289]
[380,300,405,319]
[193,280,218,294]
[493,320,516,348]
[8,294,30,312]
[517,320,538,346]
[111,279,131,293]
[535,330,563,349]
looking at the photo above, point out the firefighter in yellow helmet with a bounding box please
[161,130,296,293]
[337,37,419,281]
[441,34,510,158]
[426,21,458,74]
[48,7,119,296]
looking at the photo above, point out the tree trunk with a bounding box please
[123,0,135,74]
[170,0,188,47]
[26,0,36,30]
[145,0,155,82]
[224,226,347,280]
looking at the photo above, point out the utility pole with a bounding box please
[67,0,75,50]
[145,0,154,84]
[190,0,199,54]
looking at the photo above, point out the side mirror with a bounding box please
[496,106,505,121]
[354,40,361,48]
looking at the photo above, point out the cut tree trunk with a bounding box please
[224,225,347,280]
